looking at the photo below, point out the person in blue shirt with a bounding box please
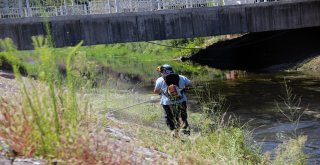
[154,64,191,136]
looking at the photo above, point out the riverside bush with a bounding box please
[0,37,130,163]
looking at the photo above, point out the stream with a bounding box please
[102,58,320,163]
[189,71,320,164]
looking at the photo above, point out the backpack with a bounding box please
[163,74,183,101]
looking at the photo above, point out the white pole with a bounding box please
[64,0,68,15]
[108,0,111,13]
[115,0,118,13]
[130,0,132,12]
[158,0,161,10]
[18,0,23,17]
[26,0,31,17]
[71,0,74,15]
[150,0,154,11]
[55,6,58,16]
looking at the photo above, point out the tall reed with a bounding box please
[275,79,305,132]
[0,37,88,159]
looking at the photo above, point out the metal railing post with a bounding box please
[115,0,118,13]
[71,0,74,15]
[129,0,133,12]
[18,0,23,18]
[3,0,9,18]
[108,0,111,13]
[87,1,91,14]
[26,0,31,17]
[158,0,161,10]
[64,0,68,15]
[0,0,263,19]
[55,6,58,16]
[151,0,154,11]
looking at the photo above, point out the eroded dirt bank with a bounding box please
[187,26,320,72]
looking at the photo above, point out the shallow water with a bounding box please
[193,71,320,164]
[115,68,320,163]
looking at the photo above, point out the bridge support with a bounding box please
[1,0,320,50]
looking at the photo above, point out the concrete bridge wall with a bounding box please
[1,0,320,50]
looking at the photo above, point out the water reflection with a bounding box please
[112,59,320,163]
[224,70,245,80]
[191,71,320,164]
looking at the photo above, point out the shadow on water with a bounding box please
[190,71,320,164]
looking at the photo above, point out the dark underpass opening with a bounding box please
[187,26,320,72]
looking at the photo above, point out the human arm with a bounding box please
[154,88,161,95]
[153,77,163,95]
[180,75,191,91]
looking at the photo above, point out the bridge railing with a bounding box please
[0,8,23,18]
[0,0,279,19]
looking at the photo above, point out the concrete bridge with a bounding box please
[0,0,320,50]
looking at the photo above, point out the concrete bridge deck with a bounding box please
[0,0,320,50]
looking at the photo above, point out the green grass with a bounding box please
[3,37,228,84]
[0,36,308,164]
[0,36,78,156]
[273,136,307,165]
[298,54,320,72]
[0,37,132,163]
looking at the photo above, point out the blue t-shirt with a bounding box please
[154,75,191,105]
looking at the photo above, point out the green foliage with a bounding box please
[272,80,308,165]
[298,54,320,71]
[275,79,305,134]
[75,37,224,82]
[2,36,226,86]
[0,37,135,163]
[192,82,233,133]
[0,37,90,159]
[133,121,261,164]
[0,34,310,164]
[29,0,73,6]
[140,105,162,125]
[69,51,100,89]
[273,136,307,165]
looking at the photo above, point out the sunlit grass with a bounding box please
[298,54,320,71]
[2,36,230,83]
[0,37,132,163]
[0,35,309,164]
[273,136,308,165]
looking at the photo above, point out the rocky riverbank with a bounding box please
[0,70,177,164]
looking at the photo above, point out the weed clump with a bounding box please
[0,37,131,163]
